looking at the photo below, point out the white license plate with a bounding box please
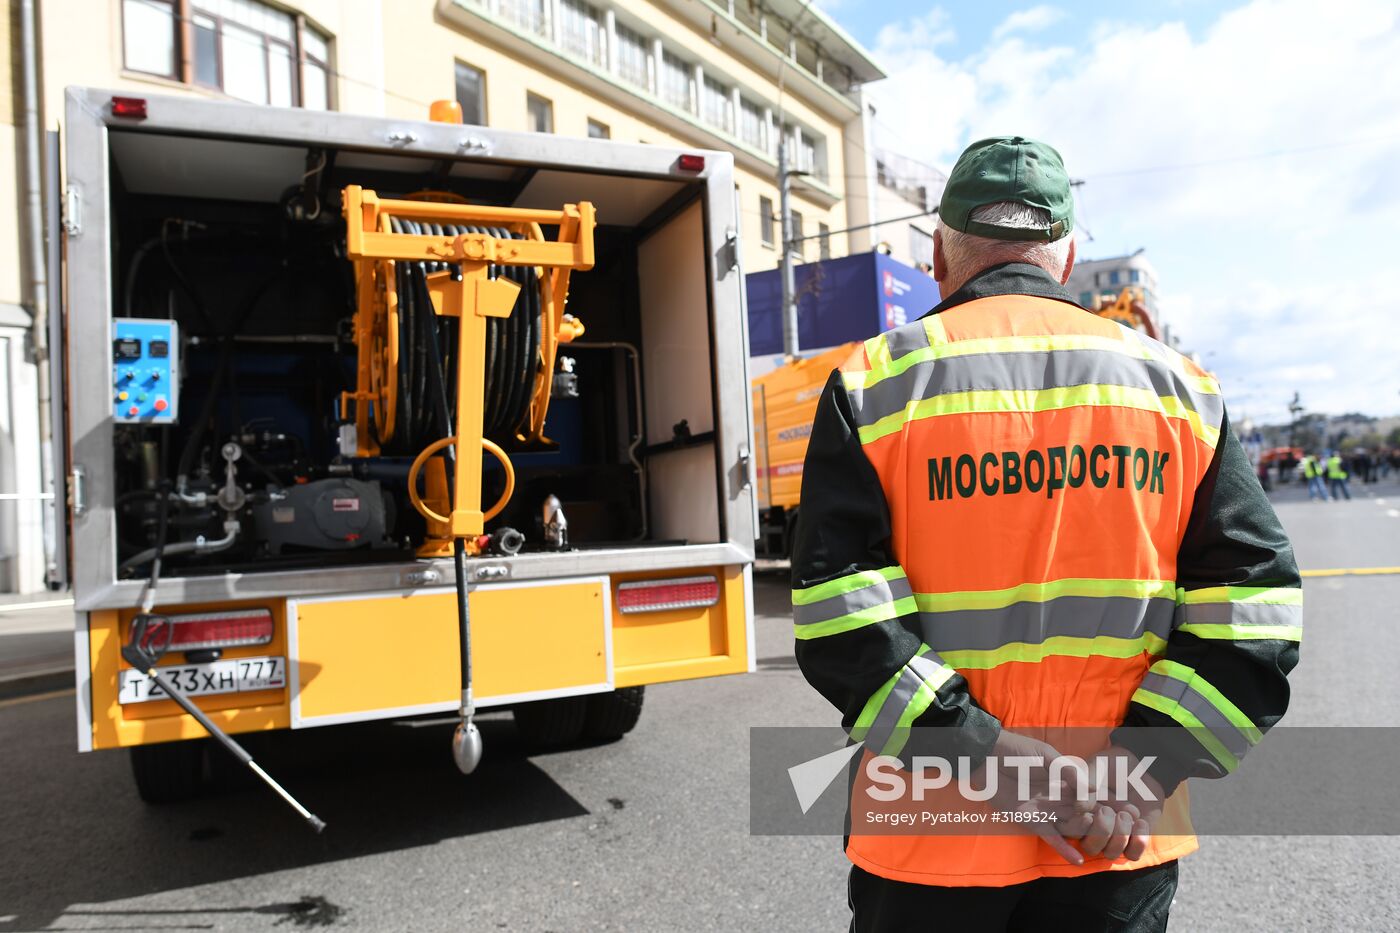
[118,655,286,705]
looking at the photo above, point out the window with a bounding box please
[700,75,732,133]
[759,195,775,247]
[455,62,487,126]
[123,0,178,78]
[1108,270,1121,286]
[558,0,604,67]
[1129,269,1141,284]
[660,50,691,111]
[818,222,831,260]
[587,119,610,139]
[527,93,554,133]
[909,226,934,268]
[738,98,765,150]
[614,22,650,89]
[498,0,548,37]
[125,0,332,109]
[791,210,804,259]
[301,26,331,110]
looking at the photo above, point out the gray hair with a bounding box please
[938,201,1072,288]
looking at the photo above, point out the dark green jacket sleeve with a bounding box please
[1114,411,1302,792]
[792,371,1001,763]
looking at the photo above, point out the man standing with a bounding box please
[1303,453,1327,501]
[1327,452,1352,500]
[792,137,1301,931]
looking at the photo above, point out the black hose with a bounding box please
[123,236,163,317]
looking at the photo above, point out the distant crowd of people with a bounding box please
[1297,451,1395,500]
[1253,449,1397,498]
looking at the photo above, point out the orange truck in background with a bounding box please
[751,343,855,557]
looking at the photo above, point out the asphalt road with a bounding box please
[1,477,1397,932]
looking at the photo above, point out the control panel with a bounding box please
[112,318,179,424]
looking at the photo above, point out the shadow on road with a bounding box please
[0,701,594,931]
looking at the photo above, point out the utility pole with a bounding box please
[778,138,805,360]
[1288,392,1303,449]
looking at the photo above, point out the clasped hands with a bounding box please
[985,730,1165,867]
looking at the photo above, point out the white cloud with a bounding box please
[992,5,1066,40]
[866,0,1400,422]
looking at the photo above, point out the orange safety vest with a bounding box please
[837,294,1218,886]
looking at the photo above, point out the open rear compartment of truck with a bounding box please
[58,89,756,781]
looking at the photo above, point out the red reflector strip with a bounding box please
[616,575,720,613]
[677,154,706,172]
[166,609,274,650]
[111,96,148,119]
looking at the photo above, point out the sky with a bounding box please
[815,0,1400,425]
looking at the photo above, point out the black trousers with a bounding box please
[849,861,1178,933]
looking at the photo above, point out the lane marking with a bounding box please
[0,687,75,709]
[1301,567,1400,578]
[1387,509,1399,518]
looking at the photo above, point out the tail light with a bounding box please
[616,575,720,613]
[676,154,706,172]
[164,609,274,650]
[111,96,148,119]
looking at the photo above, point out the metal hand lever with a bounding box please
[122,615,326,833]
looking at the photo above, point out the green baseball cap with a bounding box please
[939,136,1073,241]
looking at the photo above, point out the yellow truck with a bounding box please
[751,343,855,557]
[54,89,757,807]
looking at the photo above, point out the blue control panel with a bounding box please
[112,318,179,424]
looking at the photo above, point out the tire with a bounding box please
[513,696,588,747]
[583,687,645,740]
[130,739,207,804]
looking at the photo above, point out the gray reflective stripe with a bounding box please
[917,596,1176,651]
[906,652,944,684]
[1180,601,1303,628]
[863,650,948,757]
[792,574,915,627]
[847,348,1225,433]
[883,322,935,360]
[1136,672,1255,762]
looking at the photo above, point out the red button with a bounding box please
[127,406,139,417]
[154,398,169,412]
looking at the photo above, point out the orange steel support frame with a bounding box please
[340,185,596,552]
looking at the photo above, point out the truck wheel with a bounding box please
[584,687,645,740]
[130,739,207,804]
[513,696,588,747]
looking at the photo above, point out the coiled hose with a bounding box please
[382,219,542,454]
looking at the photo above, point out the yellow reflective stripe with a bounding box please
[1131,688,1239,772]
[1150,659,1263,744]
[793,596,918,641]
[792,566,906,606]
[1178,623,1303,642]
[915,578,1177,613]
[856,384,1222,449]
[879,669,956,757]
[864,333,892,370]
[841,330,1223,394]
[851,668,901,741]
[1179,586,1303,606]
[923,314,949,347]
[938,632,1168,670]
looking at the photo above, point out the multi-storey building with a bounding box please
[0,0,888,592]
[869,144,943,272]
[1065,249,1160,316]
